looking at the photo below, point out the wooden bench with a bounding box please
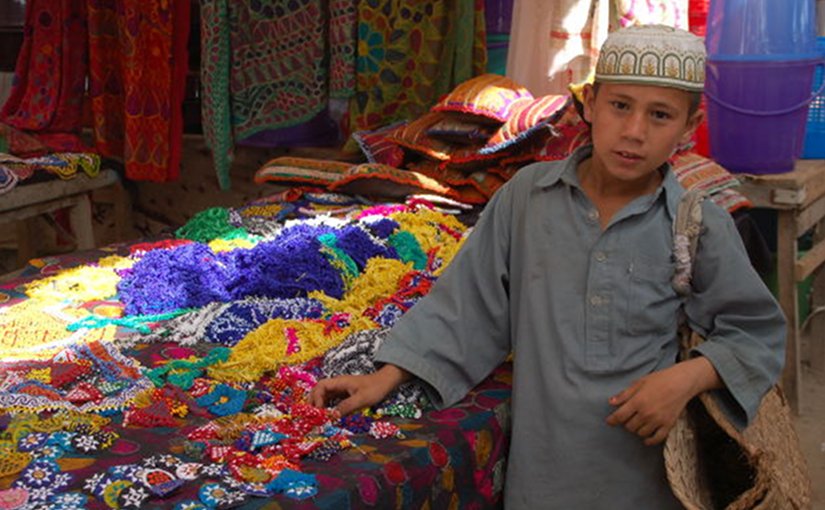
[0,168,128,267]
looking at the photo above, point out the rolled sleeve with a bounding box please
[374,180,516,409]
[685,204,786,426]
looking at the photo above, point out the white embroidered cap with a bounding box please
[595,24,706,92]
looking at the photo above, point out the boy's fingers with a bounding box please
[606,405,634,426]
[644,427,668,446]
[336,395,367,416]
[309,378,351,408]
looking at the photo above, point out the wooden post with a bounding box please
[777,210,802,414]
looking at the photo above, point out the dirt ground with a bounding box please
[795,367,825,509]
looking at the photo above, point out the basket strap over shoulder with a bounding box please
[672,188,708,298]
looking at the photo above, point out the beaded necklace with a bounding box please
[67,308,193,334]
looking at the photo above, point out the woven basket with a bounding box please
[664,332,812,510]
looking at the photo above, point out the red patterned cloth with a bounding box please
[87,0,190,182]
[0,0,88,152]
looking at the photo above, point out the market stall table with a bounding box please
[734,159,825,414]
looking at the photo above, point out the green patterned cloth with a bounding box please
[200,0,357,190]
[348,0,488,144]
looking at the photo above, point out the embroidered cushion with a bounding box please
[431,73,533,123]
[351,121,406,168]
[670,151,744,205]
[425,115,495,145]
[388,112,486,162]
[479,94,572,155]
[254,157,353,187]
[330,163,457,199]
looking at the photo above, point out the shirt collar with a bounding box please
[535,144,683,219]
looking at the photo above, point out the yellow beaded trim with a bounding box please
[208,238,257,253]
[311,258,414,319]
[208,317,351,382]
[24,255,133,303]
[240,204,284,218]
[0,441,32,478]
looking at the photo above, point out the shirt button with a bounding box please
[590,295,602,306]
[594,251,607,262]
[588,209,599,221]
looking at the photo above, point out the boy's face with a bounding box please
[581,82,703,184]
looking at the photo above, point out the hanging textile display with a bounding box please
[506,0,687,96]
[200,0,357,190]
[347,0,487,140]
[0,0,89,152]
[87,0,191,183]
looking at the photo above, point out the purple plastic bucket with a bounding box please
[706,58,822,174]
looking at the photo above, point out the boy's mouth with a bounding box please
[615,150,642,161]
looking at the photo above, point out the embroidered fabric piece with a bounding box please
[0,342,152,414]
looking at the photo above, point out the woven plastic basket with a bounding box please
[802,37,825,158]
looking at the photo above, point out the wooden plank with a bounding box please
[0,195,86,224]
[15,218,36,267]
[735,159,825,209]
[67,194,94,250]
[0,169,119,213]
[795,192,825,236]
[809,219,825,375]
[733,182,791,209]
[796,241,825,282]
[777,211,802,414]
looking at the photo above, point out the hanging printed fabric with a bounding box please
[0,0,89,152]
[200,0,357,190]
[348,0,487,139]
[87,0,190,182]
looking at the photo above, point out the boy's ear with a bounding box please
[679,108,704,146]
[581,84,595,123]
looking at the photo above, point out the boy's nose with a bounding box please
[622,112,647,141]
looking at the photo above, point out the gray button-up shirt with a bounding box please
[375,145,785,509]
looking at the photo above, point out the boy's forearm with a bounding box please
[375,363,413,388]
[679,356,723,398]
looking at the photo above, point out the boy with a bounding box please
[310,25,786,508]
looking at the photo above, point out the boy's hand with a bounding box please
[309,364,411,416]
[606,357,721,445]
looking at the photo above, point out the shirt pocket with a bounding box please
[625,254,678,336]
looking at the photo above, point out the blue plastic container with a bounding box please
[706,58,821,173]
[706,0,818,60]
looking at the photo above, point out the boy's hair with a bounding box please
[595,24,706,94]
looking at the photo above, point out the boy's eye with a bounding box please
[652,110,672,120]
[610,101,629,111]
